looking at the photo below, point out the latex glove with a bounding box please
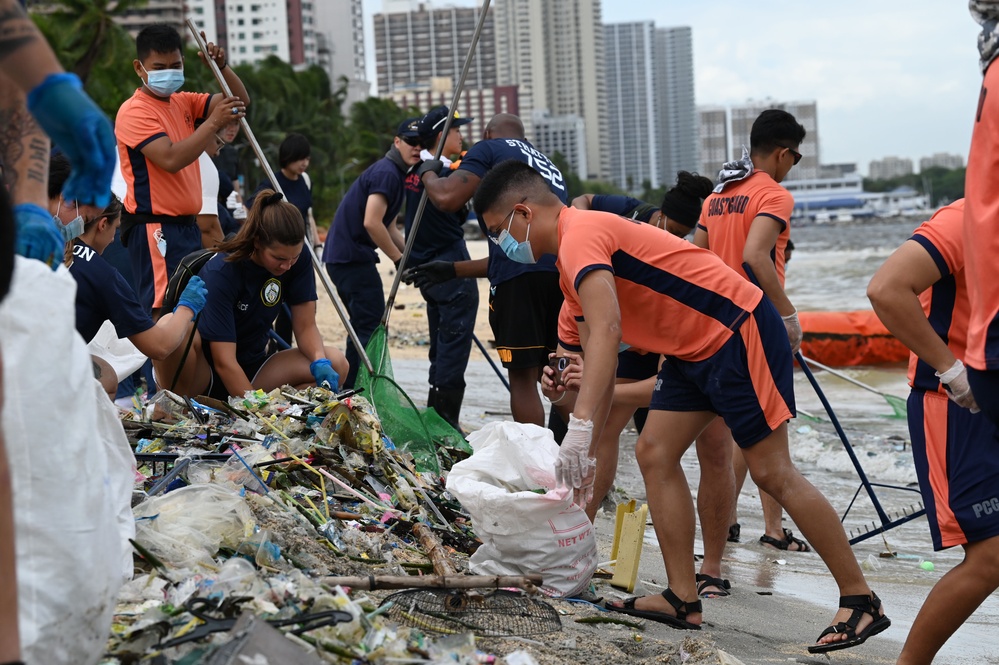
[555,414,596,506]
[310,358,340,391]
[936,359,980,413]
[14,203,64,269]
[175,275,208,316]
[59,215,84,242]
[26,73,115,207]
[782,310,802,355]
[417,159,444,179]
[402,260,456,289]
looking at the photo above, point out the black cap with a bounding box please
[396,117,421,140]
[417,105,473,144]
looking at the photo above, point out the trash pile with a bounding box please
[104,386,548,664]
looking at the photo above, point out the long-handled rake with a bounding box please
[796,352,925,544]
[799,354,908,418]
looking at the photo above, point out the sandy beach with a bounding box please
[308,240,999,664]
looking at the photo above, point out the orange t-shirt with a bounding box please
[555,207,763,362]
[906,200,970,393]
[697,171,793,286]
[115,89,211,216]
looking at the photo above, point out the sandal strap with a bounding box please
[661,588,702,620]
[834,592,881,632]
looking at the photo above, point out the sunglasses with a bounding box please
[783,145,802,165]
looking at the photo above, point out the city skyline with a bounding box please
[362,0,981,177]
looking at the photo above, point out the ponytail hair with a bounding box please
[218,189,305,262]
[659,171,714,229]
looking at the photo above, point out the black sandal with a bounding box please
[807,591,891,653]
[759,527,810,552]
[604,587,702,630]
[695,573,731,598]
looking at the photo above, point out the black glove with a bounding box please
[401,260,456,289]
[417,159,444,179]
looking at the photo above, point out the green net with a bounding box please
[356,326,472,475]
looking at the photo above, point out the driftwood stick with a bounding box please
[320,574,543,591]
[413,522,457,576]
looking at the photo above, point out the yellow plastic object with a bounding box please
[610,501,647,593]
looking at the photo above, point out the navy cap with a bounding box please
[417,105,473,144]
[396,117,421,140]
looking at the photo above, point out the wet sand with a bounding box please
[311,240,999,664]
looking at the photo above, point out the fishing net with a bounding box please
[381,589,562,637]
[357,326,472,475]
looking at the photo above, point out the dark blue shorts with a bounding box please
[908,389,999,550]
[649,298,795,448]
[127,222,203,312]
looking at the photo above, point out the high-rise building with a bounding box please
[494,0,608,180]
[27,0,186,37]
[374,1,496,95]
[532,110,587,179]
[604,22,658,192]
[919,152,964,172]
[697,106,728,181]
[654,27,697,188]
[868,156,914,181]
[314,0,370,107]
[729,99,820,181]
[187,0,318,68]
[603,23,697,192]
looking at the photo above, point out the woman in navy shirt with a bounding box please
[167,190,347,399]
[68,194,209,398]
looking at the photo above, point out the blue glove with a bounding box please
[14,203,64,270]
[26,73,115,208]
[175,275,208,316]
[310,358,340,391]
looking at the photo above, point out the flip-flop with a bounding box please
[695,573,731,598]
[807,592,891,654]
[604,588,701,630]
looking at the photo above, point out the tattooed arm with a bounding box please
[0,0,63,90]
[0,71,49,208]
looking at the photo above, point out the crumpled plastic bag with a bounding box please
[133,484,255,571]
[446,422,597,597]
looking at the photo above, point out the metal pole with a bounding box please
[380,0,492,327]
[185,20,373,374]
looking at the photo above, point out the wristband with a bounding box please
[548,391,568,405]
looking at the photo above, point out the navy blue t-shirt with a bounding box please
[403,167,467,263]
[590,195,657,222]
[322,156,406,265]
[69,240,154,343]
[458,139,567,286]
[248,171,312,223]
[198,245,317,373]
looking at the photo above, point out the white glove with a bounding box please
[936,359,980,413]
[782,310,802,355]
[555,414,596,507]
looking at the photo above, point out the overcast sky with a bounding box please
[364,1,982,175]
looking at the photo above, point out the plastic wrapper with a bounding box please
[133,484,255,571]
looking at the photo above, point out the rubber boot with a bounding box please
[433,386,465,432]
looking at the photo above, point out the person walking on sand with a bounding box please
[472,159,890,654]
[693,110,811,585]
[868,200,999,665]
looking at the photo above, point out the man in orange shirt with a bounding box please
[868,200,996,665]
[694,110,808,579]
[472,159,889,654]
[115,23,249,313]
[964,4,999,432]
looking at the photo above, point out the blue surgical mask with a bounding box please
[54,200,84,242]
[495,208,536,264]
[141,64,184,96]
